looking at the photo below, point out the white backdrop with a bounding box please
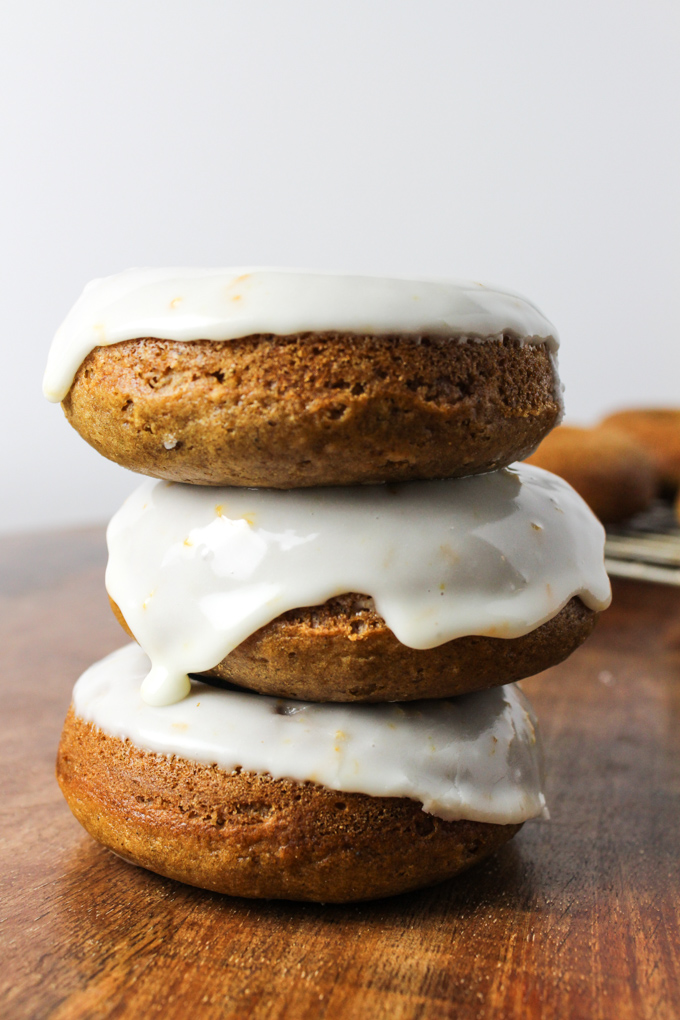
[2,0,679,533]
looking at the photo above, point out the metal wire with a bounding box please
[605,501,680,585]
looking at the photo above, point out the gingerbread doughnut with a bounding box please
[57,645,545,902]
[104,464,611,707]
[44,269,562,487]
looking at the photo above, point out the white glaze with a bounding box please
[105,464,611,707]
[72,643,547,825]
[43,268,559,403]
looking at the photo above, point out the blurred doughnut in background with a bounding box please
[525,424,657,524]
[601,409,680,494]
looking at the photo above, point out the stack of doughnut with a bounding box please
[44,269,611,902]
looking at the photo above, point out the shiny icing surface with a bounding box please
[43,268,559,402]
[105,464,611,707]
[72,643,548,824]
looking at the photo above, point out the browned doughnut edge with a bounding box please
[63,333,560,487]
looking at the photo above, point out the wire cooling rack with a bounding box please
[605,501,680,586]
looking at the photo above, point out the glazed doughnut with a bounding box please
[600,409,680,492]
[104,465,611,707]
[56,645,545,902]
[526,425,657,524]
[43,269,562,487]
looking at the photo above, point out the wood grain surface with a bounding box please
[1,528,678,1019]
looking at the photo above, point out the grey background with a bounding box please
[2,0,679,533]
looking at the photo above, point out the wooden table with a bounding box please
[1,528,678,1019]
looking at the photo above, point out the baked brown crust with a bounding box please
[110,593,598,702]
[63,333,560,487]
[57,709,521,902]
[601,409,680,492]
[526,425,657,524]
